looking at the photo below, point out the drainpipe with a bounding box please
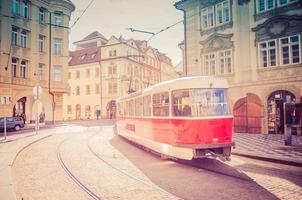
[48,12,55,124]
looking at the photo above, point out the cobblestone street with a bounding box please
[5,122,301,200]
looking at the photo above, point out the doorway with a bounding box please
[267,90,295,134]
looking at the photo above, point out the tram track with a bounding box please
[86,130,178,198]
[57,135,102,200]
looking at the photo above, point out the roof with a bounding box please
[69,47,101,66]
[117,76,229,101]
[174,0,188,9]
[73,31,107,44]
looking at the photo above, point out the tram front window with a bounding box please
[172,88,229,117]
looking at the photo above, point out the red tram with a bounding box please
[116,76,234,160]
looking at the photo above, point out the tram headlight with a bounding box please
[212,137,219,142]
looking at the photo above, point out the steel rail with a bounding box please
[86,131,177,198]
[57,137,102,200]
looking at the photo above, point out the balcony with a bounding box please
[21,48,31,59]
[12,45,21,57]
[51,81,68,93]
[12,77,32,86]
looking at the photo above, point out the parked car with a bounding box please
[0,117,25,131]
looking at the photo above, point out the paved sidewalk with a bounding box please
[233,133,302,165]
[0,132,52,200]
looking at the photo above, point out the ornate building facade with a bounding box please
[63,32,178,120]
[175,0,302,134]
[0,0,75,123]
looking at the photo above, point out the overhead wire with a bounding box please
[70,0,95,29]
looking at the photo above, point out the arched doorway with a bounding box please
[233,93,263,134]
[13,97,27,121]
[106,100,116,119]
[267,90,295,134]
[75,104,81,120]
[85,105,91,119]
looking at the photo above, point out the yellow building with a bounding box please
[0,0,75,123]
[64,32,178,120]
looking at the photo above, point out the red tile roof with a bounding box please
[69,47,101,66]
[73,31,107,44]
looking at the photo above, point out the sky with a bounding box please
[69,0,184,66]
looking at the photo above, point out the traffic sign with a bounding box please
[33,85,42,100]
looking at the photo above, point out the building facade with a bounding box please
[63,32,178,120]
[0,0,75,123]
[175,0,302,134]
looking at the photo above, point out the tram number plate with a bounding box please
[125,123,135,132]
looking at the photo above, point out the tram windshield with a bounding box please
[172,88,229,117]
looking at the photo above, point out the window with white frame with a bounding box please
[204,53,216,75]
[201,6,214,29]
[54,11,63,27]
[39,7,45,24]
[95,67,99,77]
[86,85,90,95]
[259,40,277,67]
[201,0,230,30]
[108,64,117,75]
[280,35,301,65]
[218,50,232,74]
[54,38,62,55]
[39,35,45,52]
[38,63,44,80]
[21,30,27,48]
[20,60,27,78]
[21,0,28,18]
[278,0,298,7]
[86,69,90,77]
[108,81,117,94]
[54,65,62,81]
[12,0,19,15]
[258,35,301,68]
[95,84,100,94]
[203,50,233,75]
[216,0,230,25]
[257,0,275,13]
[11,27,18,46]
[76,86,80,95]
[12,58,18,77]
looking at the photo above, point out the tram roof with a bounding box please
[118,76,229,101]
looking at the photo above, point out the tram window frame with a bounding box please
[143,95,151,116]
[152,92,169,117]
[172,88,229,117]
[129,99,135,116]
[135,98,143,116]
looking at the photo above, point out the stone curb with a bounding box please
[0,134,52,200]
[232,152,302,167]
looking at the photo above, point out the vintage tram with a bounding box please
[116,76,234,160]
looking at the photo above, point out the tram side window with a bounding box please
[172,90,192,116]
[153,92,169,116]
[125,101,129,116]
[143,96,151,116]
[135,98,143,116]
[172,89,229,117]
[143,95,151,116]
[129,100,134,116]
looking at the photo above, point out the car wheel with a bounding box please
[15,125,21,131]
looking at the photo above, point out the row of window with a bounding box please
[11,26,62,55]
[201,34,301,75]
[71,84,101,96]
[67,105,99,116]
[117,89,229,117]
[69,68,100,80]
[201,0,231,30]
[257,0,298,13]
[12,0,63,27]
[200,0,297,31]
[10,58,61,81]
[259,35,301,67]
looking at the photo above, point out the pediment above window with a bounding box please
[200,33,234,54]
[252,15,302,42]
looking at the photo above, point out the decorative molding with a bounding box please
[200,22,233,36]
[200,33,234,54]
[238,0,250,6]
[254,1,302,21]
[200,0,227,7]
[252,15,302,42]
